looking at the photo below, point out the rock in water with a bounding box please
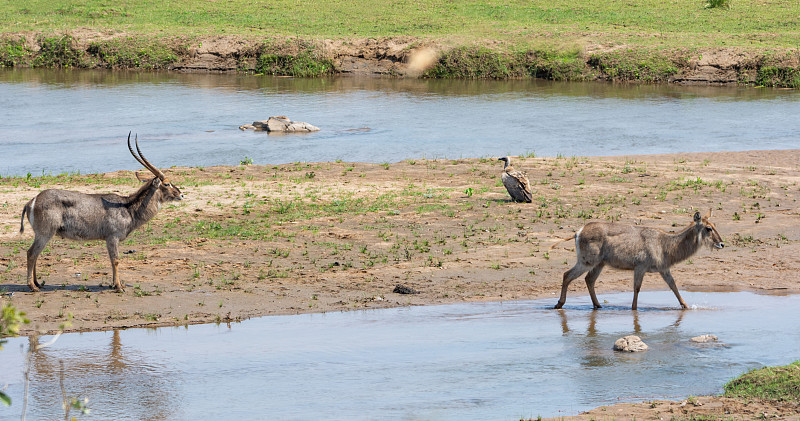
[613,335,648,352]
[239,116,320,132]
[690,334,719,343]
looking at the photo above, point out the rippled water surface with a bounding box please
[1,68,799,176]
[2,291,798,420]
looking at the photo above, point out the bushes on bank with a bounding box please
[1,33,798,88]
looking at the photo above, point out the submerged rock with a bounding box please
[613,335,648,352]
[690,334,719,343]
[239,116,320,132]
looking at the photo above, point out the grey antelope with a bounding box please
[552,210,724,310]
[20,133,183,292]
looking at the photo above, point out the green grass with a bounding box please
[2,0,799,84]
[1,0,799,49]
[86,37,180,69]
[723,361,800,402]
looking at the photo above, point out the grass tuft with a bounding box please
[0,37,29,67]
[86,37,179,69]
[704,0,732,9]
[723,361,800,402]
[588,49,680,82]
[33,35,84,68]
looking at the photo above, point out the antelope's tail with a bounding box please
[549,234,576,250]
[20,199,32,234]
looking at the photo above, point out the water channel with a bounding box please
[2,69,799,419]
[2,291,799,420]
[1,68,800,177]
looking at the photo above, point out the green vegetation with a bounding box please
[1,302,29,406]
[705,0,732,10]
[1,0,798,49]
[1,34,179,69]
[756,54,800,89]
[424,46,586,81]
[0,0,798,84]
[588,49,679,83]
[0,37,28,67]
[86,37,180,69]
[724,361,800,402]
[256,50,334,77]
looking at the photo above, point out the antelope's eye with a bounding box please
[706,227,713,232]
[164,183,171,187]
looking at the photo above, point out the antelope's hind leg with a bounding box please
[631,267,647,310]
[584,263,605,309]
[555,263,589,309]
[26,233,53,292]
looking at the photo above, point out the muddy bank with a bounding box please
[2,149,799,336]
[546,395,800,420]
[2,31,799,86]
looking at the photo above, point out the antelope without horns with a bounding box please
[19,133,183,292]
[553,210,724,310]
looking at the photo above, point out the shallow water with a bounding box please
[2,291,798,420]
[1,68,799,177]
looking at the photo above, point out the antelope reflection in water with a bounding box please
[24,330,174,420]
[556,308,687,368]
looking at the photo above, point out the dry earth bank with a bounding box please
[3,31,799,85]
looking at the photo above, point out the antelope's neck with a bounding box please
[664,224,700,264]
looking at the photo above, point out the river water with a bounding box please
[2,291,799,420]
[1,68,799,177]
[2,70,799,419]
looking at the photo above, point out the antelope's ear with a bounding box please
[135,172,155,183]
[693,211,701,223]
[705,208,713,219]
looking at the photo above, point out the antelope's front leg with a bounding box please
[660,270,688,309]
[631,267,646,310]
[106,238,124,292]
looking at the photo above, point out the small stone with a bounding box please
[613,335,648,352]
[393,284,420,295]
[690,334,719,343]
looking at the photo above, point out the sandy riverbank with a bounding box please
[2,148,798,335]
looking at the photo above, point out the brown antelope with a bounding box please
[20,133,183,292]
[552,210,724,310]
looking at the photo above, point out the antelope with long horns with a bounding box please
[552,210,724,310]
[20,133,183,292]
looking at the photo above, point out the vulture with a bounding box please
[497,156,532,203]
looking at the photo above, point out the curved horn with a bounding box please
[127,132,148,169]
[127,132,166,180]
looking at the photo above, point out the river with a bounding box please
[1,68,799,177]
